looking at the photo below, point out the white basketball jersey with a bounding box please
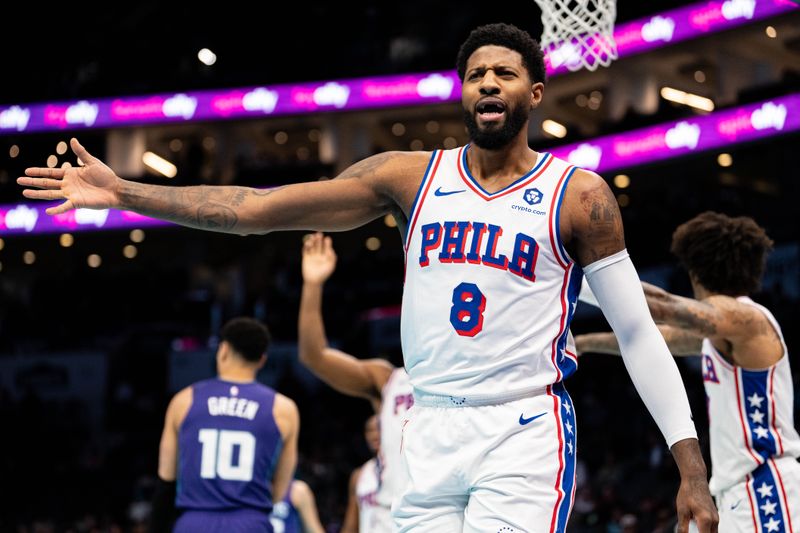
[355,457,393,533]
[378,368,413,506]
[401,146,581,398]
[702,297,800,495]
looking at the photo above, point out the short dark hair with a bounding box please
[670,211,774,296]
[220,317,271,363]
[456,23,546,84]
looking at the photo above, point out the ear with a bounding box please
[255,353,267,371]
[217,340,230,362]
[530,81,544,109]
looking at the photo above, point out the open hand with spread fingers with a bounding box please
[17,138,121,215]
[301,233,337,285]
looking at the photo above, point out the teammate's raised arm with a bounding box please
[298,233,393,407]
[18,138,430,235]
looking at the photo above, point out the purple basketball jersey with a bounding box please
[176,378,282,515]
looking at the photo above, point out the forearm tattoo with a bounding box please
[120,183,276,233]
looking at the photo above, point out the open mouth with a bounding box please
[476,98,507,122]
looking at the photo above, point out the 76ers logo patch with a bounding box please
[702,354,719,384]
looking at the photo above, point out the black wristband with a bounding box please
[149,478,177,533]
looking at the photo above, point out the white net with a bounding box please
[534,0,618,72]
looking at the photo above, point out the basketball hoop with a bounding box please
[534,0,618,72]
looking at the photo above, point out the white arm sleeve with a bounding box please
[584,249,697,447]
[578,279,599,307]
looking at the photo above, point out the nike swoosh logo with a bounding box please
[730,499,742,510]
[434,187,466,197]
[519,411,547,425]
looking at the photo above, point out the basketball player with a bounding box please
[300,232,411,531]
[20,23,717,532]
[151,317,299,533]
[575,212,799,532]
[269,479,326,533]
[341,415,391,533]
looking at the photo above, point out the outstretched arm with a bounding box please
[298,233,393,406]
[576,325,703,356]
[563,170,717,533]
[642,282,760,341]
[19,138,426,235]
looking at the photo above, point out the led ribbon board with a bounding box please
[2,93,798,236]
[1,0,795,135]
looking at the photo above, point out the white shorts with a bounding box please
[392,383,576,533]
[716,457,799,533]
[360,503,393,533]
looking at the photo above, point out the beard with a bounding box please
[464,104,530,150]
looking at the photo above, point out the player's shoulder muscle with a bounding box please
[339,151,433,208]
[169,385,194,429]
[273,393,300,439]
[561,168,625,265]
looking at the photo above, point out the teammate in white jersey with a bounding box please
[20,23,716,532]
[300,233,412,530]
[342,415,393,533]
[576,212,799,532]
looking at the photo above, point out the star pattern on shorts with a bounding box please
[760,500,777,516]
[749,409,765,425]
[567,440,574,455]
[756,481,774,499]
[764,517,781,532]
[753,426,770,440]
[748,392,764,408]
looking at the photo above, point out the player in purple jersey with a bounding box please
[21,22,717,532]
[150,317,299,533]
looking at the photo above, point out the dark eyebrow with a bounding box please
[467,64,519,75]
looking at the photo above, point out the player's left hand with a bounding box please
[675,473,719,533]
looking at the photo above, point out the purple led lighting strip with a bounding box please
[0,0,795,135]
[550,93,799,172]
[2,93,798,236]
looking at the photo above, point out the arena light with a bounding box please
[197,48,217,66]
[660,87,715,112]
[542,119,568,138]
[717,153,733,167]
[613,174,630,188]
[142,151,178,178]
